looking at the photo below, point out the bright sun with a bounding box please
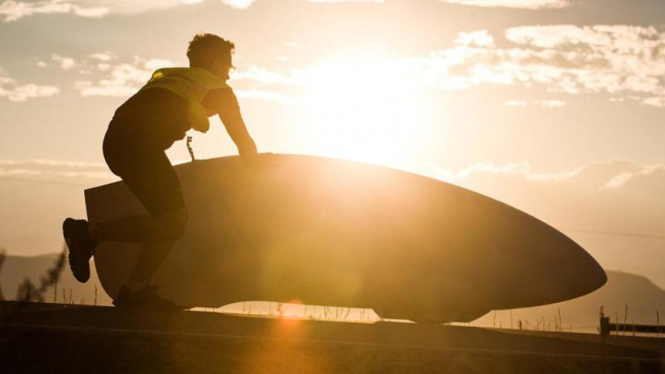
[299,57,428,167]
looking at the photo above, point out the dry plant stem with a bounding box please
[16,244,66,302]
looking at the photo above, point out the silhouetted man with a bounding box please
[63,33,260,308]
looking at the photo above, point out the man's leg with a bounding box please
[94,208,187,244]
[67,134,187,288]
[68,208,186,284]
[102,146,187,283]
[125,208,188,284]
[101,148,188,308]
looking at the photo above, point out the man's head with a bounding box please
[187,33,235,80]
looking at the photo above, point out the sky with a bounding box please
[0,0,664,288]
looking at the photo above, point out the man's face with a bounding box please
[213,55,234,81]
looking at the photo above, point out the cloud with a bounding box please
[307,0,384,3]
[235,89,297,104]
[410,160,572,184]
[455,30,495,48]
[73,56,175,97]
[77,0,198,14]
[282,42,300,49]
[41,23,663,105]
[220,0,257,8]
[233,66,293,85]
[642,96,665,107]
[540,100,565,107]
[89,51,114,62]
[51,54,77,70]
[497,25,665,99]
[0,67,60,101]
[506,100,527,106]
[506,99,566,107]
[12,51,175,98]
[601,165,665,189]
[0,0,109,22]
[505,24,661,49]
[0,0,391,21]
[392,25,665,104]
[603,172,634,189]
[228,24,665,106]
[143,58,176,71]
[0,159,114,183]
[451,159,658,189]
[388,25,665,105]
[74,63,148,97]
[0,0,212,21]
[440,0,571,9]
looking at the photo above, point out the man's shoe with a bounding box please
[113,285,180,311]
[63,218,96,283]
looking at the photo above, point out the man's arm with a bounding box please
[203,88,258,161]
[219,107,258,160]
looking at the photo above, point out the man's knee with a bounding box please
[155,208,188,241]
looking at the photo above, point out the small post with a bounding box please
[0,249,5,301]
[623,302,628,336]
[657,310,661,337]
[186,136,196,162]
[600,306,610,339]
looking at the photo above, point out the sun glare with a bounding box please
[299,57,428,167]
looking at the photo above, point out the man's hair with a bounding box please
[187,33,235,69]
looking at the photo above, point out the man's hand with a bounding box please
[242,152,281,169]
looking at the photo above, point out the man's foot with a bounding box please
[112,284,180,311]
[63,218,97,283]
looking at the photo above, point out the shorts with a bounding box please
[103,120,185,216]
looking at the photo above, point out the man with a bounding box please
[63,33,260,308]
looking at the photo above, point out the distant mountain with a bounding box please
[470,270,665,332]
[0,250,111,306]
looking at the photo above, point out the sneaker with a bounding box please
[113,284,180,311]
[63,218,96,283]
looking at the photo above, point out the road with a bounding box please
[1,301,663,373]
